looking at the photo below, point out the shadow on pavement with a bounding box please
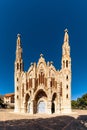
[0,115,87,130]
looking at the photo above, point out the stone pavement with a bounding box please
[0,109,87,130]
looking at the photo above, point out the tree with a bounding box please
[71,100,77,109]
[72,93,87,109]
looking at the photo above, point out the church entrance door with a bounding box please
[37,101,46,113]
[51,93,57,113]
[28,103,30,113]
[25,93,30,113]
[51,102,55,113]
[34,89,47,114]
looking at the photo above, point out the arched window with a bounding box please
[66,60,68,68]
[29,78,32,87]
[22,84,24,97]
[66,94,68,99]
[50,78,55,87]
[63,60,65,68]
[45,78,47,87]
[17,95,19,99]
[20,63,22,71]
[39,74,40,84]
[39,72,45,84]
[17,86,19,91]
[50,81,52,87]
[41,72,43,84]
[35,78,38,87]
[26,82,28,90]
[60,82,62,96]
[66,75,68,80]
[66,85,68,89]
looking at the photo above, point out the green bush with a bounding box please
[71,93,87,109]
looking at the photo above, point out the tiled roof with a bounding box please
[4,93,14,97]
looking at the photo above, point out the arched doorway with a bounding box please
[25,93,30,113]
[51,93,57,113]
[51,102,55,113]
[34,89,47,113]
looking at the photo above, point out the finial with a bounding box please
[50,61,53,65]
[47,61,50,66]
[64,28,69,43]
[30,62,33,66]
[40,54,43,57]
[17,33,21,46]
[17,34,21,38]
[64,28,68,33]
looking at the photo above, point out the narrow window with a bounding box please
[22,85,24,97]
[39,74,40,84]
[66,94,68,99]
[45,78,47,87]
[63,60,65,68]
[66,75,68,80]
[50,81,52,87]
[60,82,62,96]
[17,95,19,99]
[29,78,32,87]
[20,63,21,71]
[66,85,68,89]
[66,60,68,68]
[17,86,19,91]
[26,82,28,90]
[17,63,19,70]
[41,72,43,84]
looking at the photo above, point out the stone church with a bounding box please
[14,29,71,114]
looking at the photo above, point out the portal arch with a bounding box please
[34,89,47,113]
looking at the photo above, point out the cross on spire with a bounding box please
[64,28,69,43]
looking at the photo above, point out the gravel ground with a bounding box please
[0,109,87,130]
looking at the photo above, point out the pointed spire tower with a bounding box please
[15,34,24,72]
[14,34,24,112]
[61,29,71,113]
[62,29,71,70]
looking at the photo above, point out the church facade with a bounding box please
[14,29,71,114]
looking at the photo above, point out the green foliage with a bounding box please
[71,93,87,109]
[71,100,78,109]
[0,98,3,104]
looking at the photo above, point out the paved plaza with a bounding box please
[0,109,87,130]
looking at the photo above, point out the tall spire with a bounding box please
[62,29,70,56]
[17,34,21,46]
[15,33,23,72]
[16,33,22,60]
[64,29,69,43]
[62,29,71,70]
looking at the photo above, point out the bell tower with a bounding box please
[14,34,24,112]
[61,29,71,113]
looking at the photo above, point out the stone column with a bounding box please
[30,100,34,114]
[23,102,26,113]
[47,77,51,98]
[56,83,61,114]
[21,102,26,113]
[32,78,35,89]
[47,100,52,114]
[47,77,52,114]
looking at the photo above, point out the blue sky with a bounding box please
[0,0,87,100]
